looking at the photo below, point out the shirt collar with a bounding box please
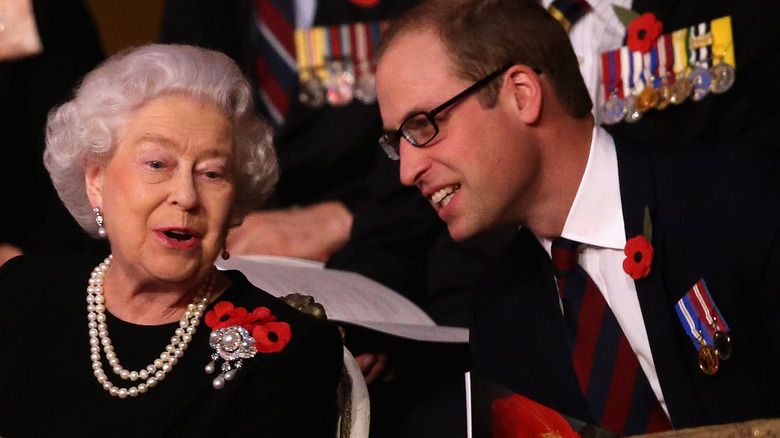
[559,126,626,250]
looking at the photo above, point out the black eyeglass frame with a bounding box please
[379,63,517,161]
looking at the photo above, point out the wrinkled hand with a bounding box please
[355,352,397,384]
[0,243,23,267]
[227,201,353,262]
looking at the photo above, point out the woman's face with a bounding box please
[86,95,236,285]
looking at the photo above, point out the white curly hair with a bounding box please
[44,44,279,237]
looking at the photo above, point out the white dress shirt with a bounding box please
[538,126,669,416]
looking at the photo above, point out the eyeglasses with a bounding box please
[379,64,512,161]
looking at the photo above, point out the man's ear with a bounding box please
[504,65,543,125]
[84,160,104,208]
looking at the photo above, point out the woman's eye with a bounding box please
[147,160,165,169]
[203,170,223,179]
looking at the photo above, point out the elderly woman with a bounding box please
[0,44,343,437]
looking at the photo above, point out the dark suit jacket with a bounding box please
[470,139,780,430]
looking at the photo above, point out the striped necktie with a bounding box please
[253,0,298,127]
[551,237,672,435]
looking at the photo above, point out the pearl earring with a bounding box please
[93,207,107,238]
[221,249,230,260]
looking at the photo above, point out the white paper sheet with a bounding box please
[216,255,469,343]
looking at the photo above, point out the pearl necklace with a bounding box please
[86,255,214,398]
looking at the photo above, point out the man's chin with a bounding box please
[445,221,481,243]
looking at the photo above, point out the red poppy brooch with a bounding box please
[627,12,663,53]
[613,6,664,54]
[623,206,654,280]
[203,301,292,389]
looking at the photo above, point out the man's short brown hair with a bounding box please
[378,0,593,118]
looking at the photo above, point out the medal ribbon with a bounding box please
[662,33,675,84]
[294,29,311,82]
[656,35,669,86]
[675,279,730,350]
[620,46,631,98]
[368,22,382,72]
[672,27,689,78]
[689,23,712,69]
[350,23,363,78]
[642,47,660,88]
[601,49,621,98]
[711,16,735,68]
[311,27,327,80]
[631,48,644,93]
[328,25,340,61]
[355,22,369,77]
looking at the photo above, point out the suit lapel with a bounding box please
[471,229,596,423]
[615,141,708,427]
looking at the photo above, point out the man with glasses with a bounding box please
[375,0,780,435]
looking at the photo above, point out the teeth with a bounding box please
[429,185,459,207]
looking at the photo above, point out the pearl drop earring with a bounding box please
[93,207,107,238]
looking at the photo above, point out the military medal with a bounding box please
[624,93,643,123]
[712,317,733,360]
[654,35,673,110]
[354,71,376,104]
[295,27,327,108]
[622,48,643,123]
[325,61,355,106]
[294,21,383,108]
[322,25,355,106]
[298,74,326,108]
[601,92,627,124]
[689,66,712,101]
[709,16,736,94]
[655,81,672,110]
[352,22,378,104]
[669,27,691,105]
[675,279,732,375]
[688,22,713,102]
[670,76,692,104]
[634,86,657,113]
[697,341,720,375]
[709,62,735,94]
[599,50,625,124]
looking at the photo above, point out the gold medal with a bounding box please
[698,344,720,375]
[670,77,692,105]
[655,82,672,110]
[634,86,659,113]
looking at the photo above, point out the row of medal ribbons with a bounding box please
[600,16,735,125]
[294,21,385,108]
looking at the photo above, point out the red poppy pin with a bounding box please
[623,206,654,280]
[613,6,664,54]
[204,301,292,389]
